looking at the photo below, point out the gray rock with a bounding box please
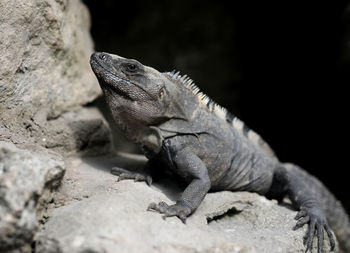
[0,0,99,118]
[0,0,110,155]
[0,141,65,252]
[35,155,328,253]
[31,107,111,155]
[0,0,112,252]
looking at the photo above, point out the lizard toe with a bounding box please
[297,206,335,253]
[147,201,191,223]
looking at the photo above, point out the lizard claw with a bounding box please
[293,207,335,253]
[147,201,191,223]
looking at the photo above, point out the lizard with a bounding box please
[90,52,350,253]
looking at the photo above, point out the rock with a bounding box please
[0,0,99,118]
[35,155,332,253]
[0,0,110,155]
[0,141,65,252]
[0,0,113,252]
[31,106,111,155]
[0,105,111,155]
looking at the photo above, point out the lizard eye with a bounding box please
[126,63,138,72]
[158,87,165,98]
[99,53,108,61]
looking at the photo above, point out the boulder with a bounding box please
[0,0,110,155]
[0,1,111,252]
[35,155,333,253]
[0,141,65,253]
[0,0,99,118]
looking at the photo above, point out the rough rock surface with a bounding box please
[0,141,65,253]
[0,1,111,252]
[19,106,111,156]
[0,0,99,118]
[35,155,330,253]
[0,0,109,155]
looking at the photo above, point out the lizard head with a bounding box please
[90,52,187,126]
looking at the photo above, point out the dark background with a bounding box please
[83,0,349,210]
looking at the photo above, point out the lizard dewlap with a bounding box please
[90,52,349,253]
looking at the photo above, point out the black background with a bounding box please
[83,0,349,211]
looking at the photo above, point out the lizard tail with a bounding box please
[284,163,350,253]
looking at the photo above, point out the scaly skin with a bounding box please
[90,52,350,253]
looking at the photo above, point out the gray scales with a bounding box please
[90,52,350,253]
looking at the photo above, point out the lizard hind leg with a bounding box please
[280,164,338,253]
[293,206,336,253]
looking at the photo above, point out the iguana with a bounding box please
[90,52,350,253]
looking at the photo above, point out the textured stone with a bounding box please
[0,0,99,118]
[34,155,332,253]
[0,0,110,155]
[0,1,112,252]
[0,141,65,252]
[31,106,111,155]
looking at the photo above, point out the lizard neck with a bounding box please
[119,121,163,156]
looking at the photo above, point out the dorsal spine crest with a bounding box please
[164,70,276,158]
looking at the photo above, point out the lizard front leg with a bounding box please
[147,147,211,223]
